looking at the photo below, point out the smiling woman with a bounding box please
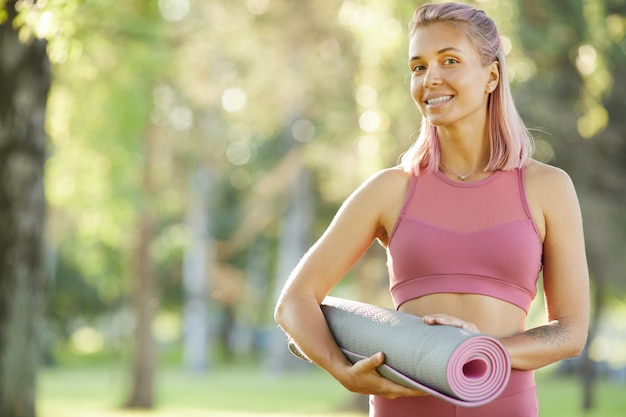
[407,23,499,139]
[274,2,589,417]
[401,6,532,177]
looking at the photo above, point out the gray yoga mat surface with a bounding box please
[289,296,511,407]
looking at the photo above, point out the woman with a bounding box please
[274,3,589,416]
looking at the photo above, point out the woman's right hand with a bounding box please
[336,352,430,399]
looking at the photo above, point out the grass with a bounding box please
[38,362,360,417]
[38,363,626,417]
[536,372,626,417]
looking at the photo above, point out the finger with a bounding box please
[356,352,385,371]
[354,355,431,399]
[422,315,449,325]
[376,376,430,399]
[423,315,478,331]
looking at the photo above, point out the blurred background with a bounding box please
[0,0,625,416]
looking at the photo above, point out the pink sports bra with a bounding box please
[386,168,543,313]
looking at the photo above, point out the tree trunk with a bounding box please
[0,2,49,416]
[578,194,614,411]
[125,128,157,408]
[182,167,212,373]
[581,283,604,411]
[266,167,314,372]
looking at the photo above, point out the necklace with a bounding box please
[441,160,486,181]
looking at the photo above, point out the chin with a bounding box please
[426,117,450,127]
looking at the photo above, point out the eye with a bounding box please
[443,58,459,65]
[411,64,426,73]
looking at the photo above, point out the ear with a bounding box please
[486,60,500,92]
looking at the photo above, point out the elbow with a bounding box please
[553,316,589,360]
[274,291,297,331]
[274,296,287,329]
[568,329,588,359]
[559,322,588,360]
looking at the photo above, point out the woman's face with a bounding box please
[408,22,498,128]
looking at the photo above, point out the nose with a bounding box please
[423,66,442,88]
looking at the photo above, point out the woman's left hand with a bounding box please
[422,314,480,332]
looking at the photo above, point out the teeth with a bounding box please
[426,95,452,105]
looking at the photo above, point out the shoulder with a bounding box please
[354,167,413,210]
[347,167,412,244]
[524,159,577,198]
[524,159,581,223]
[340,166,412,211]
[361,166,413,193]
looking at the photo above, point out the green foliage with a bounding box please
[0,2,7,25]
[40,2,186,365]
[45,0,171,297]
[513,0,626,300]
[48,252,108,322]
[34,0,626,382]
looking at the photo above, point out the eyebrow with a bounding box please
[409,47,465,62]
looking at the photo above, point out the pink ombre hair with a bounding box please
[400,2,533,175]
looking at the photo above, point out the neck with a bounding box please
[437,134,490,168]
[436,122,491,180]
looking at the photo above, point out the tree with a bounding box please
[182,167,213,372]
[514,0,626,410]
[0,1,49,416]
[42,0,172,408]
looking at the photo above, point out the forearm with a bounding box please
[274,292,352,379]
[501,318,587,370]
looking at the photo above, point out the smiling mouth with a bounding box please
[425,95,453,105]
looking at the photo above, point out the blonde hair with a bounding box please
[400,2,533,174]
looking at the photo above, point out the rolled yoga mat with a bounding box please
[289,296,511,408]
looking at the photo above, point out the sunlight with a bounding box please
[509,60,534,83]
[358,110,381,133]
[606,14,625,41]
[577,103,608,139]
[338,0,361,27]
[247,0,270,16]
[222,88,248,113]
[291,119,316,143]
[153,311,182,344]
[576,44,597,76]
[170,105,194,132]
[70,327,104,354]
[500,35,513,56]
[34,10,53,38]
[226,141,251,166]
[355,85,378,107]
[159,0,190,22]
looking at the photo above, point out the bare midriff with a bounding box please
[398,293,527,338]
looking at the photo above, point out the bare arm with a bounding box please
[274,169,424,398]
[502,164,589,370]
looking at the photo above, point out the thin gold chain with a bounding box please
[440,160,487,181]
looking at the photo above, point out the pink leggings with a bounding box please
[369,370,538,417]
